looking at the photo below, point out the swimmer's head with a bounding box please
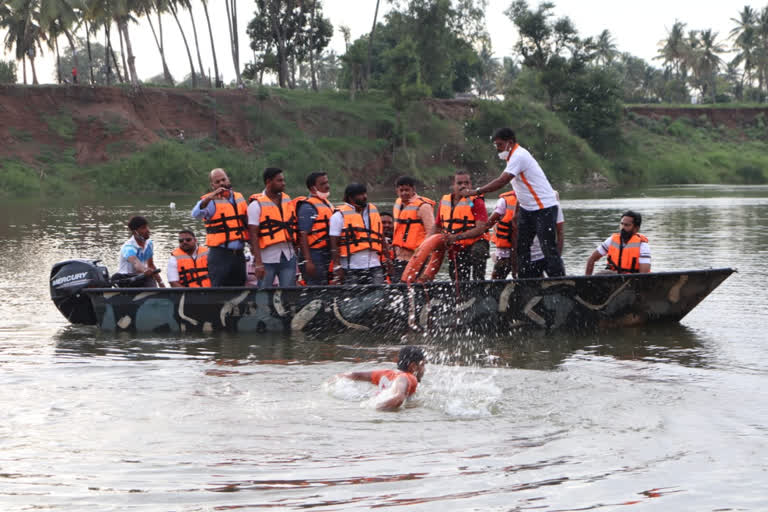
[398,346,426,381]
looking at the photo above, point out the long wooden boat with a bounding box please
[50,260,735,335]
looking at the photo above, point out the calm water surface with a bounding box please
[1,185,767,511]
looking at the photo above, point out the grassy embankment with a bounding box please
[2,86,766,200]
[0,86,611,198]
[619,107,768,185]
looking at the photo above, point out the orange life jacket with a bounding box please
[438,194,489,247]
[393,196,436,250]
[203,191,249,247]
[294,195,334,250]
[337,203,384,257]
[249,192,296,249]
[370,369,418,396]
[172,246,211,287]
[606,232,649,274]
[492,191,518,249]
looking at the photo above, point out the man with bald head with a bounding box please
[191,168,249,286]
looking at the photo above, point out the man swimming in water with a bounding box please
[337,346,426,411]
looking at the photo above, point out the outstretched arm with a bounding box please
[461,171,513,197]
[338,371,373,382]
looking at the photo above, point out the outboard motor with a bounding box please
[50,259,110,324]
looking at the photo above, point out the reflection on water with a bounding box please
[1,186,768,511]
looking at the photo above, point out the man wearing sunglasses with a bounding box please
[167,230,211,287]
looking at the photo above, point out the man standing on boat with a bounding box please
[464,128,565,278]
[329,183,392,285]
[167,230,210,287]
[585,211,650,275]
[391,176,435,282]
[435,171,490,282]
[295,172,334,285]
[192,168,249,286]
[114,216,164,288]
[248,168,297,288]
[335,346,426,411]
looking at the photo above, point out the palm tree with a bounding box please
[730,6,758,100]
[179,0,206,86]
[594,29,617,66]
[39,0,80,82]
[365,0,380,90]
[113,0,140,84]
[657,20,686,79]
[167,0,196,87]
[698,29,725,101]
[2,0,44,85]
[141,0,174,85]
[224,0,240,85]
[200,0,218,86]
[200,0,219,86]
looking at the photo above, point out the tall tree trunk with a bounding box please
[187,6,207,85]
[22,55,27,85]
[30,54,39,85]
[85,20,94,84]
[64,29,79,77]
[55,37,62,84]
[201,0,220,87]
[366,0,380,90]
[118,19,139,84]
[144,6,174,85]
[105,25,112,85]
[225,0,241,84]
[309,0,318,91]
[111,45,124,83]
[118,23,128,80]
[169,1,197,87]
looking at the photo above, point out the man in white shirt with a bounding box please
[114,216,164,288]
[328,183,391,285]
[462,127,565,278]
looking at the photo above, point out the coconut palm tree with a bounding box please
[178,0,206,86]
[2,0,44,85]
[594,29,617,66]
[365,0,380,91]
[224,0,240,85]
[167,0,196,87]
[657,20,687,79]
[697,29,725,101]
[141,0,174,85]
[730,6,758,99]
[200,0,219,86]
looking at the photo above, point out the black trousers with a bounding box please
[516,205,565,278]
[448,239,489,282]
[208,247,246,286]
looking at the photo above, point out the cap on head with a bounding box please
[397,346,425,371]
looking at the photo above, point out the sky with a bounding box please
[2,0,766,84]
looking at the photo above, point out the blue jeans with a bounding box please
[258,253,297,288]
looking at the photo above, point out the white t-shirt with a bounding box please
[247,196,295,264]
[166,246,203,283]
[492,200,563,260]
[329,204,382,270]
[503,145,558,211]
[597,235,651,265]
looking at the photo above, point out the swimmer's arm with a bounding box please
[375,375,409,411]
[339,371,373,382]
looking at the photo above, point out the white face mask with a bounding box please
[314,189,330,200]
[498,150,510,161]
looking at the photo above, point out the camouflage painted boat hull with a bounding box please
[80,268,734,335]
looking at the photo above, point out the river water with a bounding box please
[1,185,767,511]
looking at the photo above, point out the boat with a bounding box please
[49,259,735,335]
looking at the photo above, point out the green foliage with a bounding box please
[42,109,77,139]
[0,160,41,195]
[0,59,17,83]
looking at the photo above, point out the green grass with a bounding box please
[42,108,77,140]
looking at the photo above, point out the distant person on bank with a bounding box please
[295,171,334,285]
[335,346,426,411]
[463,128,565,278]
[436,171,490,282]
[114,215,164,288]
[167,230,210,287]
[585,210,650,275]
[329,183,392,285]
[192,168,249,286]
[248,167,297,288]
[391,176,435,283]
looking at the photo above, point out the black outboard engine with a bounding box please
[50,259,110,324]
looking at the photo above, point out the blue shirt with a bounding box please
[191,197,245,250]
[117,236,154,274]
